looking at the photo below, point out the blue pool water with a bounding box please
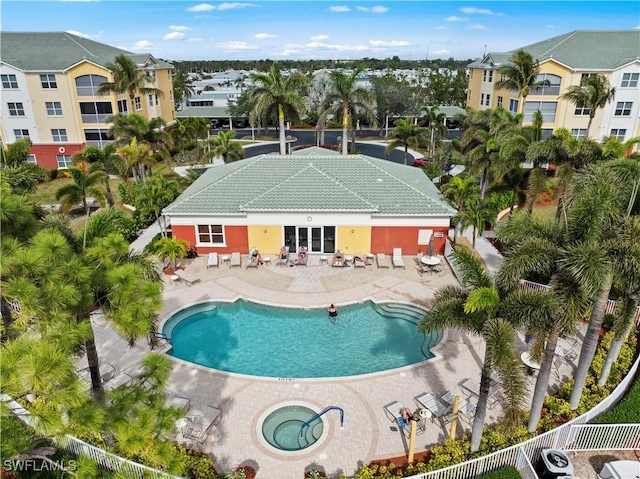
[165,300,439,378]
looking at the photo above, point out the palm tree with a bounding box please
[455,196,494,249]
[250,63,308,155]
[206,130,245,163]
[441,175,480,243]
[496,49,550,116]
[138,175,180,237]
[420,106,448,157]
[172,69,194,108]
[601,135,640,161]
[151,236,189,269]
[116,137,153,184]
[385,118,424,165]
[561,74,616,138]
[98,54,163,113]
[321,67,375,155]
[55,166,107,217]
[72,144,125,207]
[418,245,527,452]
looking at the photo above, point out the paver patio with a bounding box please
[88,254,583,479]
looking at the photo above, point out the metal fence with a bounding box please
[403,350,640,479]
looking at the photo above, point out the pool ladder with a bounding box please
[300,406,344,434]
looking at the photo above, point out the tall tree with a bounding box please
[455,196,494,249]
[420,106,448,158]
[172,69,195,108]
[151,237,189,269]
[441,175,480,243]
[98,54,163,113]
[496,49,549,116]
[250,63,308,155]
[561,74,616,139]
[418,245,527,452]
[385,118,424,165]
[55,166,107,218]
[321,67,375,155]
[72,144,125,207]
[206,130,245,163]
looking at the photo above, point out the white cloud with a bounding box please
[169,25,191,32]
[459,7,502,15]
[329,6,351,12]
[431,49,451,57]
[187,3,215,12]
[66,30,93,38]
[217,2,257,10]
[310,34,329,41]
[187,37,204,42]
[275,49,301,56]
[371,5,388,13]
[215,41,258,50]
[369,40,410,47]
[545,24,556,28]
[435,25,448,30]
[356,6,368,11]
[254,33,278,39]
[306,41,369,52]
[444,16,468,22]
[129,40,159,51]
[163,32,186,40]
[467,24,489,30]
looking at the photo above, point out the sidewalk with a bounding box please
[460,227,504,276]
[129,218,169,254]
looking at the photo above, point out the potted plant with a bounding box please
[304,469,327,478]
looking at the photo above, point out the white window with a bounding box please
[40,74,57,89]
[571,128,588,139]
[148,94,153,106]
[75,74,107,96]
[13,129,30,140]
[51,129,68,142]
[134,96,141,110]
[485,94,491,106]
[197,225,224,244]
[480,93,485,105]
[117,99,128,114]
[524,101,557,123]
[8,102,25,116]
[154,94,159,106]
[614,102,632,116]
[581,73,596,83]
[46,101,63,116]
[499,73,506,82]
[84,128,113,148]
[509,99,519,113]
[1,74,18,89]
[56,155,72,168]
[610,129,626,141]
[497,96,503,107]
[621,73,639,88]
[574,104,590,116]
[26,154,37,164]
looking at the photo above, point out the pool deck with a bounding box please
[89,254,583,479]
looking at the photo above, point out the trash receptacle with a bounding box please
[535,449,574,479]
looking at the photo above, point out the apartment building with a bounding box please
[466,30,640,145]
[0,32,175,169]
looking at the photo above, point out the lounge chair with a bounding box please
[392,248,405,269]
[291,247,308,266]
[332,250,345,267]
[383,401,424,436]
[206,252,218,269]
[247,247,259,268]
[168,396,191,414]
[376,253,390,269]
[275,246,289,266]
[175,269,201,286]
[229,252,241,268]
[183,405,222,443]
[354,253,367,268]
[440,390,476,421]
[414,392,450,422]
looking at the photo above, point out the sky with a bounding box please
[2,1,639,62]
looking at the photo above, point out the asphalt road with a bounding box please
[218,128,461,165]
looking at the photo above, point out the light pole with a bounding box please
[385,112,389,142]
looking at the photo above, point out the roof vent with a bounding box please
[377,178,383,183]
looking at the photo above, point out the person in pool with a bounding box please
[327,304,338,317]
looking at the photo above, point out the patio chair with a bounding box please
[247,247,260,268]
[104,373,134,392]
[414,392,450,423]
[174,269,201,286]
[206,252,218,269]
[441,390,476,421]
[291,247,308,266]
[229,252,241,268]
[275,246,289,266]
[167,396,191,414]
[383,401,423,436]
[353,253,367,268]
[376,253,390,269]
[392,248,405,269]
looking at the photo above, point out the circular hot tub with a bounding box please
[261,405,323,451]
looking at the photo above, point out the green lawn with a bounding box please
[31,176,126,206]
[593,375,640,424]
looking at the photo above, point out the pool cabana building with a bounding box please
[163,147,456,257]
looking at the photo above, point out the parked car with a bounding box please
[412,157,434,167]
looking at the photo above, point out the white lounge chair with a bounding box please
[354,253,367,268]
[383,401,424,436]
[392,248,405,269]
[229,252,241,268]
[441,390,476,421]
[376,253,390,269]
[175,269,201,286]
[206,252,218,269]
[168,396,191,414]
[414,392,450,421]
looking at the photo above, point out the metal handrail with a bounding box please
[301,406,344,432]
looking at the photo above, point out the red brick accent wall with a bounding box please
[370,226,448,255]
[171,224,249,254]
[31,144,84,170]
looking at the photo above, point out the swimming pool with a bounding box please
[164,300,440,378]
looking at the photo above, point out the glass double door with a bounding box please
[284,226,335,254]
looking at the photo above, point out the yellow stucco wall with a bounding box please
[247,226,282,254]
[336,226,371,254]
[156,68,175,123]
[466,69,483,108]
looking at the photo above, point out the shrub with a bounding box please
[425,438,469,471]
[304,470,327,478]
[48,168,59,181]
[172,444,219,479]
[479,466,522,478]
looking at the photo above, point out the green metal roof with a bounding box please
[0,32,173,72]
[467,30,640,70]
[164,147,456,216]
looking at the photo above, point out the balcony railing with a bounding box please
[81,114,111,124]
[530,85,561,96]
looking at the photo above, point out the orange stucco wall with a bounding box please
[370,226,448,255]
[172,225,249,254]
